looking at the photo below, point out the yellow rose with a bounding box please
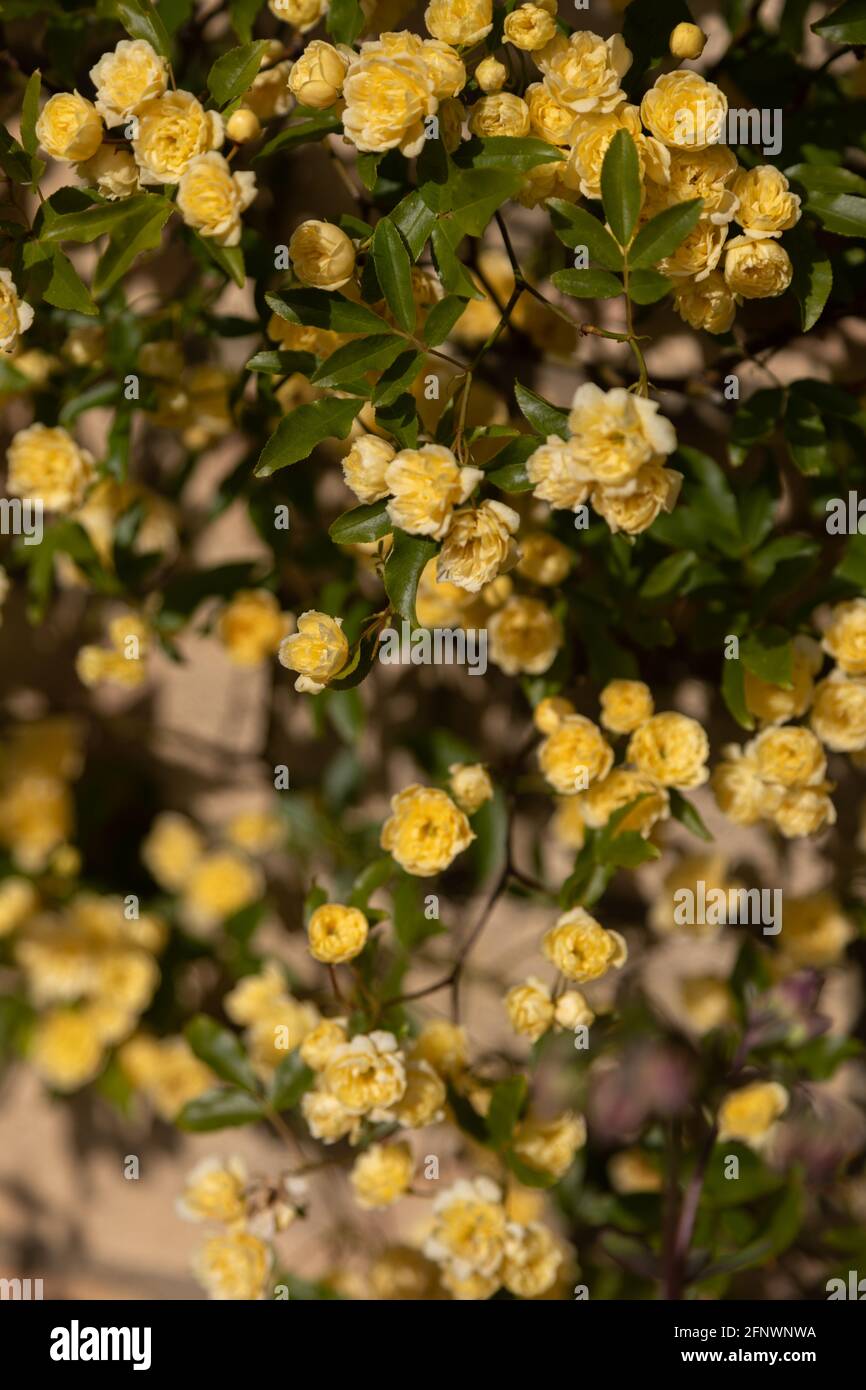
[142,812,203,892]
[246,998,319,1071]
[225,107,261,143]
[533,696,575,735]
[579,768,670,837]
[182,850,263,934]
[422,40,467,100]
[488,595,562,675]
[133,90,223,185]
[0,270,34,353]
[476,57,508,94]
[392,1057,447,1127]
[410,1019,468,1077]
[515,532,572,586]
[505,977,555,1041]
[659,220,728,282]
[468,92,530,138]
[177,152,256,246]
[350,1141,414,1209]
[542,908,627,983]
[177,1156,248,1224]
[36,91,103,161]
[299,1017,347,1070]
[385,444,482,540]
[554,989,595,1029]
[288,40,350,108]
[526,440,592,512]
[269,0,327,29]
[217,589,289,666]
[425,1177,506,1279]
[513,1110,587,1177]
[823,598,866,674]
[538,714,614,794]
[589,461,674,535]
[342,36,437,157]
[89,39,168,127]
[6,423,94,511]
[810,672,866,752]
[669,22,707,60]
[641,70,728,149]
[289,219,356,289]
[567,383,677,488]
[502,1222,562,1298]
[778,892,855,969]
[771,786,836,838]
[626,711,709,788]
[749,725,826,788]
[224,962,288,1025]
[717,1080,788,1148]
[324,1030,407,1114]
[244,61,293,121]
[674,272,737,334]
[425,0,493,47]
[564,104,666,200]
[525,83,576,145]
[732,165,801,239]
[664,146,740,225]
[504,4,557,51]
[30,1007,104,1091]
[599,678,654,735]
[224,809,284,856]
[436,499,520,593]
[301,1085,362,1143]
[724,235,793,298]
[119,1034,213,1119]
[193,1231,271,1300]
[78,142,140,199]
[380,783,474,876]
[744,634,822,727]
[448,762,494,814]
[278,610,349,693]
[441,1267,500,1300]
[307,902,369,964]
[537,31,632,115]
[711,746,773,825]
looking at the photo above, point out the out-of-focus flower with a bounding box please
[307,902,369,964]
[218,590,290,666]
[193,1231,271,1300]
[181,850,263,935]
[542,907,627,982]
[717,1080,789,1148]
[381,784,474,876]
[448,762,493,815]
[350,1141,414,1208]
[6,424,94,512]
[513,1111,587,1178]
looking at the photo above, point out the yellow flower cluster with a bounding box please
[76,610,151,690]
[0,717,82,872]
[142,810,266,936]
[713,726,835,838]
[527,385,681,537]
[225,961,320,1075]
[380,782,475,876]
[423,1176,563,1299]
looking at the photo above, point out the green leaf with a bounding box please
[485,434,537,491]
[786,223,832,331]
[601,129,641,248]
[0,126,32,184]
[194,233,245,287]
[627,269,672,304]
[487,1076,527,1147]
[44,250,98,315]
[372,219,415,334]
[740,626,793,687]
[326,0,365,44]
[269,1051,314,1110]
[391,871,443,949]
[390,191,438,261]
[329,500,391,544]
[730,388,783,467]
[372,349,423,407]
[158,563,262,632]
[207,40,269,107]
[422,295,466,346]
[445,167,523,236]
[42,194,156,245]
[311,334,405,387]
[505,1151,559,1189]
[159,0,195,34]
[21,70,41,157]
[812,0,866,43]
[257,111,343,158]
[96,0,172,59]
[668,789,713,842]
[454,136,565,172]
[185,1014,260,1092]
[514,382,569,440]
[245,349,316,375]
[228,0,265,41]
[256,397,364,476]
[547,199,624,270]
[384,529,438,624]
[639,550,696,598]
[430,223,483,298]
[628,199,702,270]
[551,268,622,299]
[92,195,172,295]
[176,1087,265,1131]
[266,288,390,336]
[784,386,828,475]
